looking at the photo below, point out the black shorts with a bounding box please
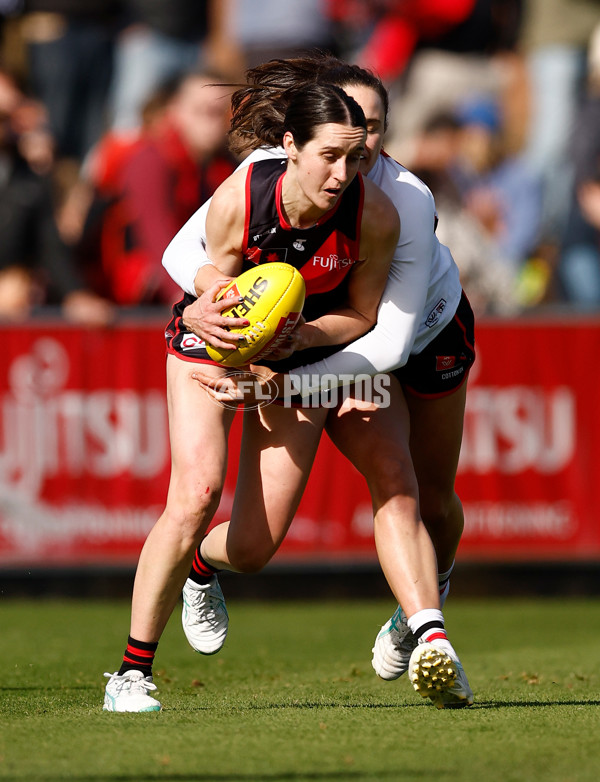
[165,295,222,366]
[393,291,475,398]
[164,294,345,369]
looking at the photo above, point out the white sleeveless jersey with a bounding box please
[162,147,462,391]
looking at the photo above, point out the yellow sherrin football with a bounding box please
[206,263,306,367]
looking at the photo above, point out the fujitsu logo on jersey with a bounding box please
[312,254,356,272]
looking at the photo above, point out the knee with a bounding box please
[419,489,463,534]
[366,450,418,502]
[227,542,274,574]
[164,480,223,544]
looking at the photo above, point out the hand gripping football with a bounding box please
[206,263,306,367]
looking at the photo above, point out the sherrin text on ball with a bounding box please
[206,263,306,367]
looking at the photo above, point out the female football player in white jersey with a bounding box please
[164,55,474,709]
[103,82,406,712]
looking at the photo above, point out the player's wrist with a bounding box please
[295,323,322,350]
[193,264,227,297]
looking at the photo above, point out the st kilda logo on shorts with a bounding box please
[436,355,456,371]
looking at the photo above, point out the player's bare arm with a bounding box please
[183,169,249,346]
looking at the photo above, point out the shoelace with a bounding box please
[104,672,157,694]
[189,587,225,624]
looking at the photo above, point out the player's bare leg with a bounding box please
[200,402,329,573]
[104,356,235,712]
[367,382,469,680]
[326,376,472,706]
[326,377,439,614]
[405,381,468,574]
[130,356,235,642]
[182,400,327,655]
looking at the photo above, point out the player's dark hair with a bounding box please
[283,83,366,149]
[228,51,386,155]
[229,81,365,154]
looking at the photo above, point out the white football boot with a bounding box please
[103,670,161,712]
[372,606,418,680]
[182,575,229,654]
[408,640,474,709]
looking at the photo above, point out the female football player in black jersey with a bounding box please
[177,55,474,709]
[104,82,401,712]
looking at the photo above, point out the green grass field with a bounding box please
[1,596,599,782]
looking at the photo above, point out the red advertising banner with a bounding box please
[0,316,598,566]
[456,318,599,561]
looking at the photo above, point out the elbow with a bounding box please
[365,312,378,331]
[161,240,175,273]
[380,342,410,373]
[390,347,410,372]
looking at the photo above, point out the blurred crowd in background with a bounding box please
[1,0,600,324]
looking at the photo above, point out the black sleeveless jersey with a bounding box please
[166,158,365,370]
[241,158,365,370]
[242,158,364,321]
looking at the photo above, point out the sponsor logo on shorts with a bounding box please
[180,333,206,351]
[426,298,447,328]
[441,366,464,381]
[436,355,456,371]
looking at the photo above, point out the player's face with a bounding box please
[341,85,386,175]
[283,122,366,215]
